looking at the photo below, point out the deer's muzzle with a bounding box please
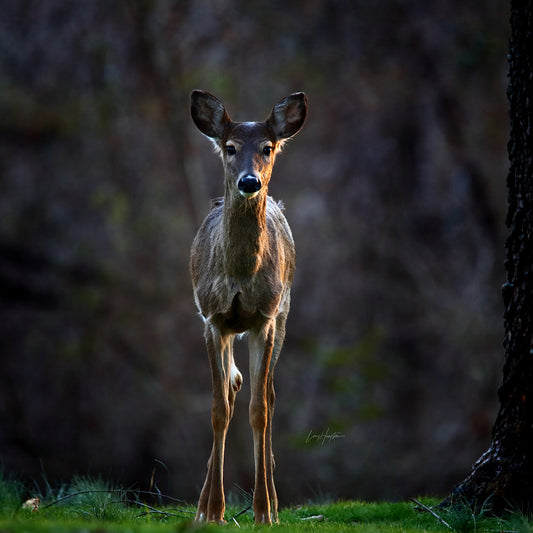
[237,175,262,197]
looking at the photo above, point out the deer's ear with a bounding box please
[267,92,307,141]
[191,90,231,139]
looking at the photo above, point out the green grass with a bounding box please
[0,475,531,533]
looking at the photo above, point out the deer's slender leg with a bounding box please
[265,372,277,522]
[264,310,288,523]
[196,450,213,521]
[248,321,276,524]
[196,325,238,523]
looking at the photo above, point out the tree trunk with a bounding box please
[443,0,533,514]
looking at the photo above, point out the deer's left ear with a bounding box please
[267,92,307,141]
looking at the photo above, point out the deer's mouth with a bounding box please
[239,190,261,199]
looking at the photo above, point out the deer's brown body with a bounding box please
[190,90,306,524]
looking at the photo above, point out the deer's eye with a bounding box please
[226,145,236,156]
[263,146,273,156]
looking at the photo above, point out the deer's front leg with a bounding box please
[265,372,278,523]
[249,321,276,524]
[262,310,288,523]
[196,326,236,524]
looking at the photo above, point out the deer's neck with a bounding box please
[223,192,268,279]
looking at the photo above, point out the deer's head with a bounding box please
[191,90,307,199]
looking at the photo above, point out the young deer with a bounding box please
[190,90,307,524]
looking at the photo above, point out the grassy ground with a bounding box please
[0,476,531,533]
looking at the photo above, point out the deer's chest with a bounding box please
[195,268,284,328]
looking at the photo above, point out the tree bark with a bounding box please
[443,0,533,514]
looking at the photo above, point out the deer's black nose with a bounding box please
[238,175,262,194]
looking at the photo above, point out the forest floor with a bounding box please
[1,476,531,533]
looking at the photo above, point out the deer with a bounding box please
[189,89,307,524]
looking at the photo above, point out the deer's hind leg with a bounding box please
[196,325,241,523]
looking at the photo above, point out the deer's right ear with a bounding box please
[191,90,231,139]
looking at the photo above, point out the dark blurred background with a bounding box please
[0,0,509,503]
